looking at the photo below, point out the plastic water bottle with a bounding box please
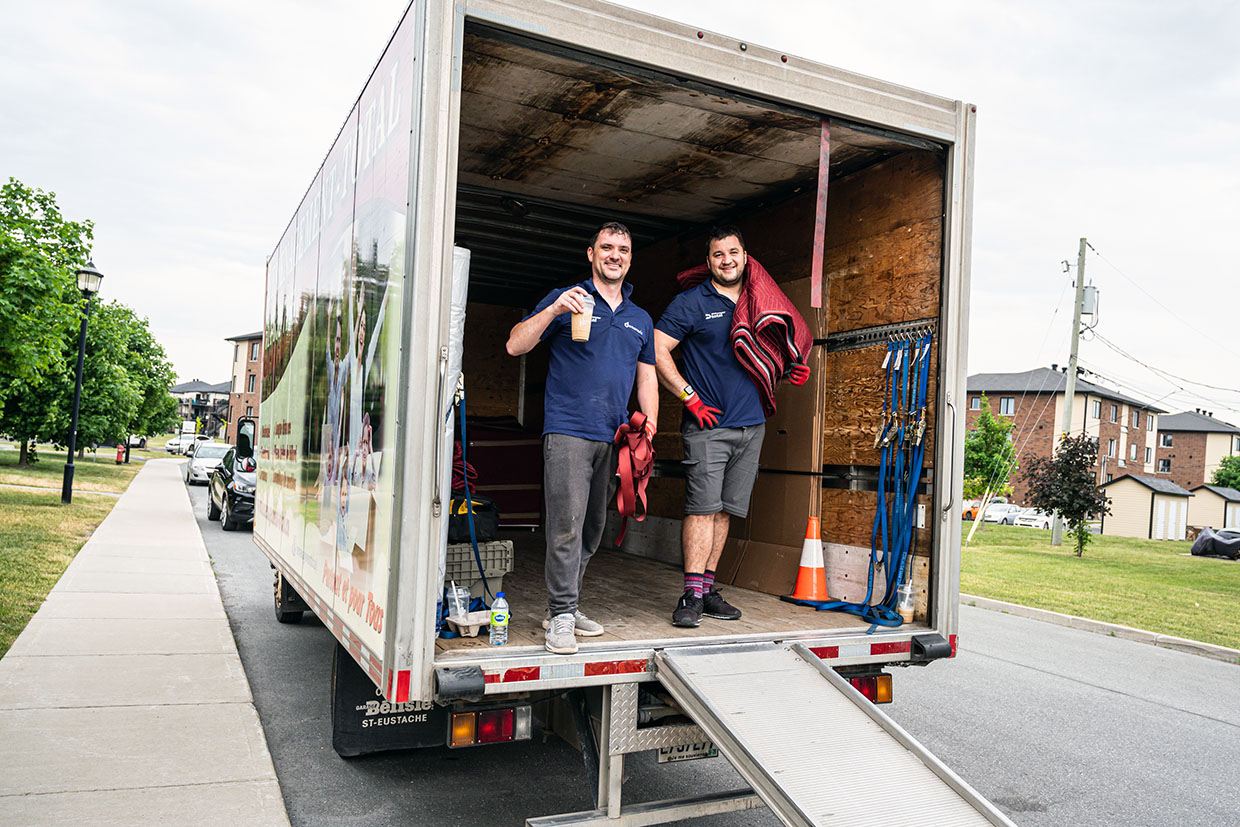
[489,592,509,646]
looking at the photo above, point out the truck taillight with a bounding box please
[450,705,532,747]
[849,674,892,704]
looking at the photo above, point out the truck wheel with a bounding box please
[274,571,304,624]
[221,498,236,531]
[207,492,221,521]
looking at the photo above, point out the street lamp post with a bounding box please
[61,260,104,505]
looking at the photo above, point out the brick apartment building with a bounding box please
[225,331,263,444]
[966,367,1165,504]
[1152,409,1240,492]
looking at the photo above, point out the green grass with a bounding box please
[0,488,122,656]
[961,521,1240,650]
[0,449,144,494]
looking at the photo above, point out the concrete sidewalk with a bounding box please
[0,460,289,826]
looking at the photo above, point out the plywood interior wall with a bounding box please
[462,303,526,418]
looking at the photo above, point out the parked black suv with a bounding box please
[207,446,256,531]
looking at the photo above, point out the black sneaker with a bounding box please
[672,590,703,627]
[702,588,742,620]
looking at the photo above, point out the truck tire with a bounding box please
[207,492,221,521]
[274,571,304,624]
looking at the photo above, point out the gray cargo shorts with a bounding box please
[681,422,765,517]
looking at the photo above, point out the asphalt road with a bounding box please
[186,483,1240,826]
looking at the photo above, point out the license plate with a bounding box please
[657,741,718,763]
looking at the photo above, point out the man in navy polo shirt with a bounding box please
[654,226,764,627]
[506,222,658,654]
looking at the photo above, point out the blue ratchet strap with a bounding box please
[456,395,493,602]
[790,338,902,627]
[888,332,934,610]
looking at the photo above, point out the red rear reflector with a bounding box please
[584,659,647,676]
[477,709,514,744]
[501,667,539,683]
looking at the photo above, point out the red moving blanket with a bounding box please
[676,257,812,417]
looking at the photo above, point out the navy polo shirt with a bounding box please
[526,279,656,442]
[656,280,764,428]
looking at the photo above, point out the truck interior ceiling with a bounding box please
[443,22,950,652]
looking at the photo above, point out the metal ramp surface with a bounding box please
[655,642,1015,827]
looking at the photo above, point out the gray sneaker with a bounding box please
[545,613,578,654]
[542,609,605,637]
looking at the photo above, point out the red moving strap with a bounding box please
[613,412,655,546]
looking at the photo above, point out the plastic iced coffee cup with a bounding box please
[897,583,915,623]
[571,294,595,342]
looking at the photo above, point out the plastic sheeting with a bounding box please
[435,247,472,601]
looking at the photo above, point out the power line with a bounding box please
[1086,241,1240,361]
[1089,331,1240,396]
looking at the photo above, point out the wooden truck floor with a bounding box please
[435,529,890,655]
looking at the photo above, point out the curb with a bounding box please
[960,593,1240,665]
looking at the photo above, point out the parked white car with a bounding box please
[183,435,212,457]
[982,503,1025,525]
[186,443,230,485]
[165,435,186,454]
[1014,509,1055,530]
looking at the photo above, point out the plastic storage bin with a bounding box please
[444,540,514,599]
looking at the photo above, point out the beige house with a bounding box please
[1187,485,1240,531]
[1099,475,1192,541]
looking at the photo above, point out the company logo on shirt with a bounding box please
[623,321,645,337]
[704,311,726,320]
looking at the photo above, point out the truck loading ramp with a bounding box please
[655,642,1016,827]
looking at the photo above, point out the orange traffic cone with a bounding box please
[789,516,830,602]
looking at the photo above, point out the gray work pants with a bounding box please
[543,433,616,616]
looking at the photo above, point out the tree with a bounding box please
[113,304,179,437]
[0,178,93,398]
[963,395,1017,499]
[1212,455,1240,490]
[1022,433,1111,557]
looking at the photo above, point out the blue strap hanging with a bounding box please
[456,392,494,603]
[789,330,935,628]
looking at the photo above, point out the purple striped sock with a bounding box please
[702,569,716,594]
[684,572,704,599]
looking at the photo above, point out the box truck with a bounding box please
[251,1,1012,824]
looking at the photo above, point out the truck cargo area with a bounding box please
[436,530,903,657]
[444,23,947,655]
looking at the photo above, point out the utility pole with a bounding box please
[1051,238,1088,546]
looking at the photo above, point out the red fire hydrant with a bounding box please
[116,443,125,464]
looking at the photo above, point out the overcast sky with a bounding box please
[3,0,1237,423]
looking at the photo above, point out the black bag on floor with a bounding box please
[448,490,499,543]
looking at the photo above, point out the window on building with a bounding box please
[250,341,260,361]
[1107,439,1116,458]
[1106,473,1114,482]
[1132,410,1140,428]
[970,396,980,410]
[999,397,1015,416]
[1234,436,1240,452]
[247,374,256,393]
[1161,433,1173,447]
[1091,400,1101,419]
[1158,458,1171,473]
[1147,417,1155,432]
[1130,443,1138,461]
[1109,404,1118,423]
[246,406,253,416]
[1145,447,1152,463]
[233,344,239,361]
